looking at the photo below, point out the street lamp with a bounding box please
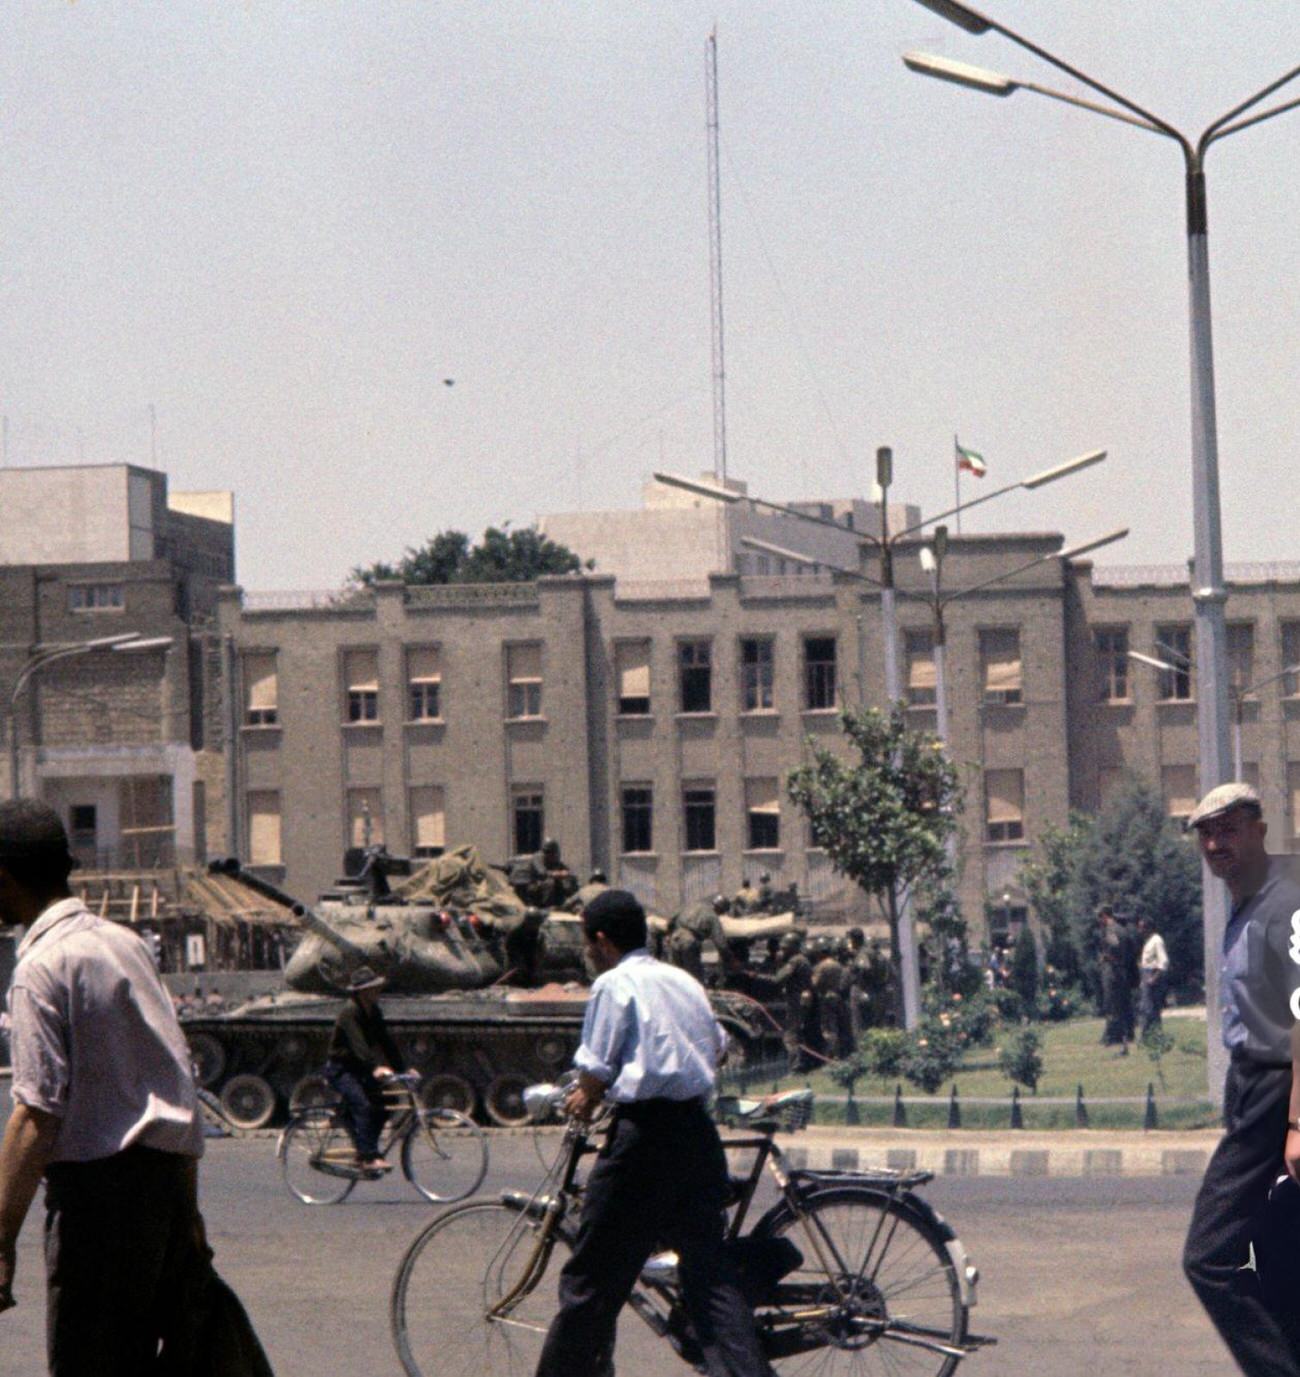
[664,444,1106,1029]
[7,634,173,799]
[904,0,1300,1100]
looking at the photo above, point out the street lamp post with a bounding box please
[904,0,1300,1099]
[659,447,1105,1026]
[7,634,172,799]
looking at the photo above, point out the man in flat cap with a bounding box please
[0,801,215,1374]
[1181,783,1300,1374]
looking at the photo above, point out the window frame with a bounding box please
[802,635,838,711]
[677,639,713,715]
[682,784,717,853]
[739,637,775,713]
[1093,626,1130,704]
[621,784,654,854]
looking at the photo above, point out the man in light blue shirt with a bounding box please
[537,889,773,1377]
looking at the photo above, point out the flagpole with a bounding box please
[953,434,963,533]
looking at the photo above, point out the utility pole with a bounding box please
[706,30,728,486]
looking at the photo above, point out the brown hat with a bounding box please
[1185,782,1262,832]
[342,965,386,994]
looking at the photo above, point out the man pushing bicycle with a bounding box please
[535,889,774,1377]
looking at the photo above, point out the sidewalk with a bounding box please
[772,1124,1223,1178]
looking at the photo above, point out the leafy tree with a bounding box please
[786,705,962,1023]
[349,526,590,588]
[1017,772,1202,1003]
[1018,812,1093,985]
[998,1028,1043,1094]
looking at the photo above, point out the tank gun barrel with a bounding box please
[207,858,367,962]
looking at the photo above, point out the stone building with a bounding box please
[0,463,234,869]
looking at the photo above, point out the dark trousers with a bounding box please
[1184,1060,1300,1377]
[44,1147,196,1377]
[324,1061,386,1158]
[536,1099,773,1377]
[1139,973,1167,1034]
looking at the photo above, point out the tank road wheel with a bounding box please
[187,1032,227,1089]
[290,1075,337,1113]
[535,1035,569,1069]
[483,1072,531,1128]
[220,1073,278,1131]
[417,1073,477,1117]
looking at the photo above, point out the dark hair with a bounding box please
[0,800,75,891]
[582,889,647,953]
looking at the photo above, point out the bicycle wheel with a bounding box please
[763,1186,967,1376]
[401,1107,489,1203]
[279,1111,357,1205]
[392,1199,566,1377]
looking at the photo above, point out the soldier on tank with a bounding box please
[732,875,760,916]
[810,937,854,1060]
[666,894,733,985]
[514,838,578,910]
[564,870,610,914]
[502,907,548,986]
[755,872,774,913]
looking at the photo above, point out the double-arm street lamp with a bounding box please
[904,0,1300,1098]
[657,445,1105,1027]
[7,634,174,800]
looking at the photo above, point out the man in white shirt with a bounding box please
[1136,915,1170,1035]
[0,800,206,1375]
[536,889,773,1377]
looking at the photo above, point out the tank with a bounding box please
[181,846,775,1130]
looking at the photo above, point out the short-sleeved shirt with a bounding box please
[7,898,204,1163]
[1220,859,1300,1064]
[573,948,725,1103]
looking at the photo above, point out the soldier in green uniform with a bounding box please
[666,895,732,985]
[766,931,814,1073]
[811,937,854,1060]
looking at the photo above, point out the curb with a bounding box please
[774,1130,1222,1179]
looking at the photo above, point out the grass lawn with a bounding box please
[733,1015,1218,1128]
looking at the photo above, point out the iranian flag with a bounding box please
[955,439,987,478]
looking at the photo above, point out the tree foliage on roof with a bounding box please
[349,527,592,588]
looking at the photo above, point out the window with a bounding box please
[740,638,774,712]
[243,652,278,726]
[904,630,936,706]
[409,785,445,858]
[347,788,384,847]
[745,778,781,850]
[1228,623,1255,697]
[615,641,651,715]
[1282,622,1300,698]
[678,640,712,713]
[406,646,442,721]
[507,644,543,719]
[1094,628,1129,703]
[512,788,544,854]
[69,804,97,852]
[621,785,653,853]
[344,649,380,722]
[980,630,1022,705]
[1162,765,1197,822]
[804,637,837,710]
[683,785,716,852]
[247,791,282,866]
[67,583,124,612]
[984,769,1024,842]
[1154,626,1193,701]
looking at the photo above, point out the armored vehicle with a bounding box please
[181,847,773,1129]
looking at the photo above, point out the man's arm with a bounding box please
[1288,1021,1300,1185]
[0,1103,60,1312]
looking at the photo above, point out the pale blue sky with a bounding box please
[2,3,1298,589]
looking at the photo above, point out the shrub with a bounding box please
[902,1017,964,1094]
[998,1028,1043,1093]
[1033,981,1081,1022]
[991,986,1025,1023]
[860,1028,907,1081]
[1010,924,1039,1009]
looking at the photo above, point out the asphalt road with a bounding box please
[0,1124,1234,1376]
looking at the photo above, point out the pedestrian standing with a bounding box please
[1137,916,1170,1034]
[0,799,270,1376]
[1183,783,1300,1375]
[535,889,774,1377]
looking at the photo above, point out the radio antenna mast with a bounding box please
[706,29,728,484]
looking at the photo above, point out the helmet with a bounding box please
[712,894,731,914]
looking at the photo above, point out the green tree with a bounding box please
[786,705,962,1023]
[349,526,589,588]
[1009,922,1039,1011]
[1017,773,1202,1003]
[1018,812,1093,985]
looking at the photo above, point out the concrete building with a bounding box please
[214,531,1300,945]
[538,475,921,592]
[0,463,234,870]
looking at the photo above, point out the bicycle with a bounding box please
[391,1083,994,1376]
[279,1071,487,1206]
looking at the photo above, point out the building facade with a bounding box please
[0,464,234,870]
